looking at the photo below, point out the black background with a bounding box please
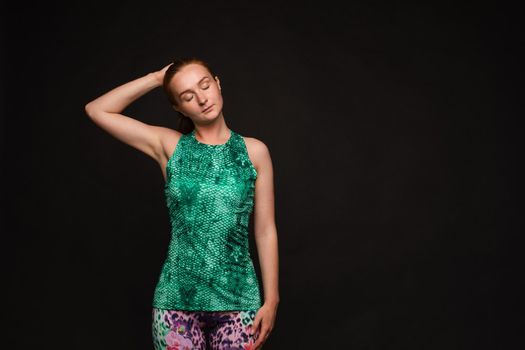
[2,1,523,349]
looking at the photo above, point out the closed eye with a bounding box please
[183,84,210,102]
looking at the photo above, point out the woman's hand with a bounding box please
[252,301,278,349]
[152,63,172,86]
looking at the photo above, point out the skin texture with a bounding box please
[85,62,279,350]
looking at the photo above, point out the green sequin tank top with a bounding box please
[152,128,262,311]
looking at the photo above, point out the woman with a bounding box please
[84,57,279,350]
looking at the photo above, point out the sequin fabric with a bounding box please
[152,129,262,311]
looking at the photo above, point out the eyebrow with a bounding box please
[178,76,210,98]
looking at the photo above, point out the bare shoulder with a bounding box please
[155,126,183,162]
[242,136,271,170]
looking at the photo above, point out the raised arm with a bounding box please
[84,65,176,164]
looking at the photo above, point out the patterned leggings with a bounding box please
[152,308,259,350]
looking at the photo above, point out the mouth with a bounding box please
[202,105,214,113]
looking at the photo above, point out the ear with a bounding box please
[215,75,221,90]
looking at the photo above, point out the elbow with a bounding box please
[84,102,93,117]
[84,102,98,119]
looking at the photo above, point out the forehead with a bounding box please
[171,64,211,91]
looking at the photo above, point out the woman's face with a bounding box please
[169,63,223,123]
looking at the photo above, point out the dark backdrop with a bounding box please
[2,1,523,349]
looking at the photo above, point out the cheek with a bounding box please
[187,102,200,112]
[178,102,196,114]
[214,88,223,102]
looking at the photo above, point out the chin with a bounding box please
[198,112,219,124]
[207,109,222,119]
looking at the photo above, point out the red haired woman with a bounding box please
[85,58,279,350]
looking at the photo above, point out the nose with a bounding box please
[196,92,208,105]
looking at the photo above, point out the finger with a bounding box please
[255,336,268,350]
[254,328,269,348]
[254,329,264,346]
[252,316,261,336]
[253,337,264,350]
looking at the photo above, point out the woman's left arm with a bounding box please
[246,138,279,350]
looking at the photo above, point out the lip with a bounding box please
[202,105,214,113]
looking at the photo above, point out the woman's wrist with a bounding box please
[148,71,163,88]
[264,298,280,308]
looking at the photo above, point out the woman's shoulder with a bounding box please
[241,135,268,152]
[241,135,271,169]
[157,127,183,161]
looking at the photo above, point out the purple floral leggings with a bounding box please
[152,308,259,350]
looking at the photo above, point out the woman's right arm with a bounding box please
[84,65,173,163]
